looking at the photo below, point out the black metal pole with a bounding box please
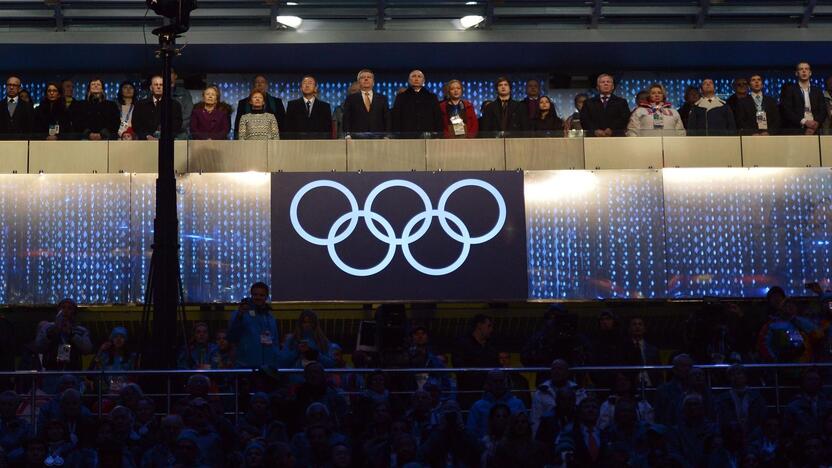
[148,30,181,369]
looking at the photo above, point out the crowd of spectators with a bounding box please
[3,61,832,142]
[0,282,831,467]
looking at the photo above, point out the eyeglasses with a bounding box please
[6,83,20,87]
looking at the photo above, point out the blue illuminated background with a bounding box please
[16,73,823,127]
[0,169,828,304]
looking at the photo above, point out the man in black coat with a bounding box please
[234,74,286,139]
[579,73,630,137]
[687,78,736,136]
[391,70,443,135]
[342,69,390,136]
[132,75,183,141]
[479,76,529,135]
[1,74,35,138]
[736,74,781,135]
[521,79,542,121]
[780,62,827,134]
[284,76,332,139]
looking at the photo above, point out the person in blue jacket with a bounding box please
[227,282,280,369]
[466,369,527,440]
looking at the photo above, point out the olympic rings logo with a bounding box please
[289,179,507,277]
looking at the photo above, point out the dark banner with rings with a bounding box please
[271,171,527,301]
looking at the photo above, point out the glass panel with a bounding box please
[0,174,131,304]
[525,169,667,299]
[662,167,832,297]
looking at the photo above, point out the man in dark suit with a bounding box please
[479,77,529,135]
[736,74,781,135]
[284,76,332,139]
[521,79,541,121]
[391,69,443,135]
[234,74,286,139]
[1,74,35,138]
[555,396,603,467]
[132,75,183,141]
[342,69,390,136]
[579,73,630,137]
[780,62,827,134]
[622,316,661,389]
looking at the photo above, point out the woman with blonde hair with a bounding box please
[438,79,478,138]
[190,85,232,140]
[627,83,685,136]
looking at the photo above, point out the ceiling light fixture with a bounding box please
[460,15,484,29]
[275,15,303,28]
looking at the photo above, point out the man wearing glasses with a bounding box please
[2,75,34,138]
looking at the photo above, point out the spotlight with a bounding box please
[146,0,197,32]
[275,15,303,28]
[460,15,484,29]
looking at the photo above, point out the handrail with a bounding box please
[4,361,831,377]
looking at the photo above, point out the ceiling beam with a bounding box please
[801,0,816,28]
[376,0,385,30]
[695,0,709,29]
[589,0,601,29]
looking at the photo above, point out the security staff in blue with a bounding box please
[227,282,280,368]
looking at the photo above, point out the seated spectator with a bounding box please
[0,390,29,460]
[480,403,510,466]
[282,310,335,369]
[687,78,737,135]
[73,78,120,140]
[90,327,138,394]
[190,85,231,140]
[289,362,348,433]
[452,314,499,407]
[227,283,280,369]
[108,405,142,464]
[182,398,224,466]
[758,297,819,363]
[178,322,219,370]
[466,370,526,440]
[132,75,183,141]
[239,392,272,437]
[289,402,346,465]
[173,429,210,468]
[687,367,716,422]
[134,397,158,449]
[600,398,646,461]
[705,421,746,468]
[554,396,603,467]
[34,83,72,140]
[498,351,530,407]
[598,372,654,430]
[265,441,295,468]
[419,400,482,467]
[530,96,563,135]
[439,79,478,138]
[21,437,48,468]
[796,433,830,468]
[237,90,279,140]
[714,364,766,437]
[116,81,136,139]
[784,367,831,434]
[37,388,93,440]
[621,315,661,388]
[213,329,235,369]
[492,411,546,468]
[667,393,717,468]
[748,411,785,467]
[564,92,588,132]
[394,325,453,399]
[627,83,685,136]
[535,386,577,458]
[34,299,92,374]
[531,359,586,434]
[655,353,693,427]
[243,440,266,468]
[521,305,590,373]
[589,309,626,389]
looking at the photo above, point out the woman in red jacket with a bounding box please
[439,79,478,138]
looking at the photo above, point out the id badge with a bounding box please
[260,331,273,346]
[48,124,60,136]
[118,120,129,136]
[450,115,465,136]
[756,111,768,130]
[57,343,71,363]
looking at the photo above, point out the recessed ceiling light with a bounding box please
[276,15,303,28]
[460,15,484,28]
[286,2,298,5]
[465,1,477,5]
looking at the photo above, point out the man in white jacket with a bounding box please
[530,359,587,434]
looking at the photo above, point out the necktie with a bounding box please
[363,92,371,112]
[601,96,608,109]
[754,94,763,112]
[7,98,16,116]
[306,100,312,117]
[587,428,599,461]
